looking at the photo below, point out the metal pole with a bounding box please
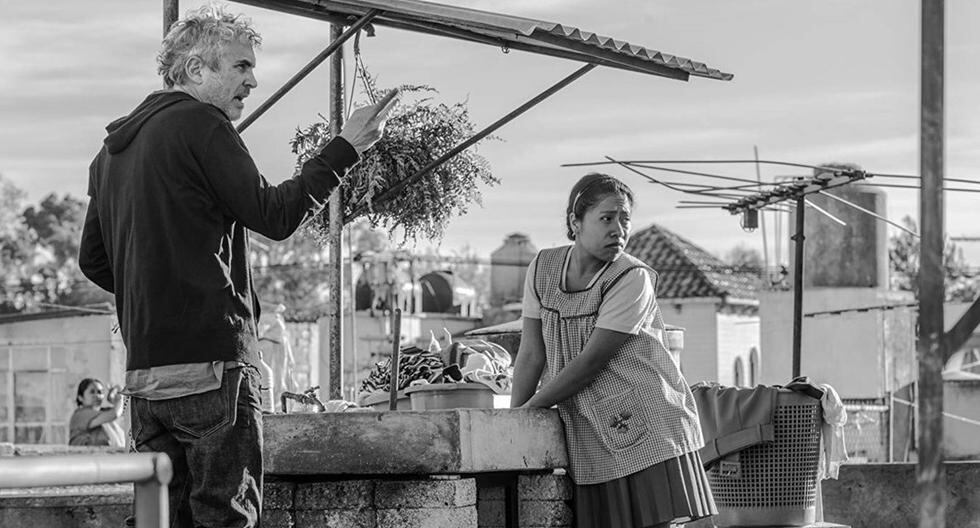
[347,226,358,400]
[327,23,345,400]
[135,478,170,528]
[163,0,178,37]
[753,146,770,281]
[791,195,805,378]
[163,0,179,90]
[0,453,172,528]
[345,63,597,223]
[236,10,379,134]
[388,308,402,411]
[918,1,946,527]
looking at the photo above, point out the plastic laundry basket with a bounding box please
[707,389,822,527]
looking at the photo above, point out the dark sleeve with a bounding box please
[200,121,359,241]
[78,198,115,293]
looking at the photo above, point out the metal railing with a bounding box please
[0,452,171,527]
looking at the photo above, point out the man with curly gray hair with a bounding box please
[79,5,398,527]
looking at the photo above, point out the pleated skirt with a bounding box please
[574,451,716,528]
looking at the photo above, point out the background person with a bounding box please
[511,173,716,528]
[69,378,126,447]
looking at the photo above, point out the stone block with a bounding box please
[263,480,296,510]
[295,480,374,510]
[295,509,376,528]
[264,409,568,475]
[260,508,294,528]
[477,498,505,527]
[477,482,505,501]
[376,506,477,528]
[374,478,476,508]
[0,505,131,528]
[519,473,572,501]
[520,500,573,527]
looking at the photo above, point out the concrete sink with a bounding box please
[263,408,568,476]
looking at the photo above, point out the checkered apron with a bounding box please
[533,246,704,485]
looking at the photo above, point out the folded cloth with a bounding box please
[691,383,779,467]
[818,383,848,479]
[784,376,826,400]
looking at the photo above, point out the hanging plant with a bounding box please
[290,72,499,243]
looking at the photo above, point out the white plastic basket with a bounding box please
[707,389,822,527]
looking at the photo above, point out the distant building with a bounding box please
[0,307,126,445]
[759,184,919,462]
[490,233,537,308]
[626,223,762,387]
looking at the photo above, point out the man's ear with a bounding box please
[184,55,206,85]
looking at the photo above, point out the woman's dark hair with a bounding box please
[565,173,634,240]
[75,378,103,407]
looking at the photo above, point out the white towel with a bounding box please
[818,383,848,479]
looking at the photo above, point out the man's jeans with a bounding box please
[130,367,263,528]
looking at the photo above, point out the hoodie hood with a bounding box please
[104,91,197,154]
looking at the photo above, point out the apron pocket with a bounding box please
[594,388,649,451]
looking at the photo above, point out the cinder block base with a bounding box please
[296,479,375,510]
[260,508,295,528]
[0,505,131,528]
[296,508,376,528]
[377,506,477,528]
[264,480,296,510]
[476,472,574,528]
[375,478,476,508]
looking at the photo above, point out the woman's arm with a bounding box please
[510,317,547,407]
[522,327,631,409]
[86,386,125,429]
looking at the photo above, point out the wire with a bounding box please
[892,397,980,427]
[874,173,980,186]
[564,158,856,175]
[678,200,734,206]
[628,162,761,185]
[857,183,980,194]
[817,190,919,237]
[35,302,113,315]
[605,157,710,195]
[803,198,846,226]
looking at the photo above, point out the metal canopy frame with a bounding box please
[161,0,731,403]
[228,0,733,81]
[155,1,979,526]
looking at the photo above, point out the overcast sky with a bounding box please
[2,0,979,264]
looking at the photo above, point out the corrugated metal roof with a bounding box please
[626,224,761,301]
[230,0,733,81]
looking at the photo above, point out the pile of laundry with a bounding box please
[359,345,445,394]
[357,330,513,403]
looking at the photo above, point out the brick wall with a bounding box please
[476,472,573,528]
[263,476,477,528]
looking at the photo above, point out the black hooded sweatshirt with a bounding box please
[79,91,358,370]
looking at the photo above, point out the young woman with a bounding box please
[69,378,126,447]
[511,173,716,528]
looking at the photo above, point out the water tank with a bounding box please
[490,233,537,307]
[791,165,888,288]
[419,271,475,314]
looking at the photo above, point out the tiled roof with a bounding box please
[626,224,761,301]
